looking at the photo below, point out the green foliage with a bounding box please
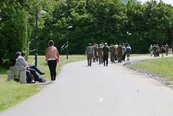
[1,0,173,67]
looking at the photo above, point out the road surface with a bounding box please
[1,55,173,116]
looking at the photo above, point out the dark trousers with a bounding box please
[48,60,57,81]
[28,68,41,81]
[103,55,108,66]
[98,56,103,64]
[29,65,43,74]
[122,53,126,61]
[87,54,92,66]
[117,56,122,63]
[26,70,32,83]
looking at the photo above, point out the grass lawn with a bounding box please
[129,57,173,81]
[0,55,85,111]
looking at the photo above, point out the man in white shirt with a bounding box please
[15,52,45,83]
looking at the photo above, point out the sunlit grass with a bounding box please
[0,55,85,111]
[0,76,40,111]
[131,54,149,56]
[129,57,173,81]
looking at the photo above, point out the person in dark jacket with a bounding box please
[85,43,94,66]
[102,43,109,66]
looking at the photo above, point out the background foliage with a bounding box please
[1,0,173,67]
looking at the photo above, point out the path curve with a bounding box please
[1,55,173,116]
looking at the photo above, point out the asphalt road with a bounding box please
[1,55,173,116]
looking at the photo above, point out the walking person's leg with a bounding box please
[52,60,57,80]
[106,56,108,66]
[48,60,55,81]
[87,55,90,66]
[127,54,129,61]
[103,56,106,66]
[89,55,92,66]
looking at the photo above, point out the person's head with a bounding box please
[21,51,26,57]
[104,43,108,46]
[16,51,21,58]
[48,40,54,47]
[88,43,92,46]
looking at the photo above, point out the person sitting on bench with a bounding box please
[15,52,45,83]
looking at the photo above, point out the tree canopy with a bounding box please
[1,0,173,67]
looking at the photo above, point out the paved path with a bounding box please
[1,55,173,116]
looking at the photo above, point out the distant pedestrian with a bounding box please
[85,43,93,66]
[160,45,165,57]
[153,44,157,57]
[117,44,123,63]
[45,40,59,81]
[122,44,126,61]
[102,43,109,66]
[149,44,153,56]
[110,44,116,63]
[93,43,98,62]
[126,44,132,61]
[165,44,169,56]
[97,44,103,64]
[156,44,160,57]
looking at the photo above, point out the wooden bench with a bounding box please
[8,66,26,83]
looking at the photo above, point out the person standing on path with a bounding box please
[85,43,94,66]
[97,44,103,64]
[149,44,153,56]
[117,44,123,63]
[165,43,169,56]
[45,40,59,81]
[102,43,109,66]
[126,44,132,61]
[109,44,116,63]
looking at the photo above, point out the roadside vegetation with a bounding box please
[0,55,85,111]
[129,57,173,81]
[1,0,173,68]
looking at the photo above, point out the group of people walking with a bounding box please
[85,43,132,66]
[149,44,169,57]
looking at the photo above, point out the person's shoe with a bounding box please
[39,78,46,83]
[40,72,45,75]
[31,80,36,83]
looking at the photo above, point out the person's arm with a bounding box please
[85,47,87,55]
[56,48,60,62]
[19,57,28,68]
[45,48,48,62]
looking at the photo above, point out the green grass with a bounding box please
[0,67,7,74]
[129,57,173,81]
[28,55,86,80]
[131,54,149,56]
[0,55,85,111]
[0,79,40,111]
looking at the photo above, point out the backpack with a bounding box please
[126,47,131,54]
[86,46,93,55]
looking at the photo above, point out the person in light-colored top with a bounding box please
[15,52,45,83]
[45,40,59,81]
